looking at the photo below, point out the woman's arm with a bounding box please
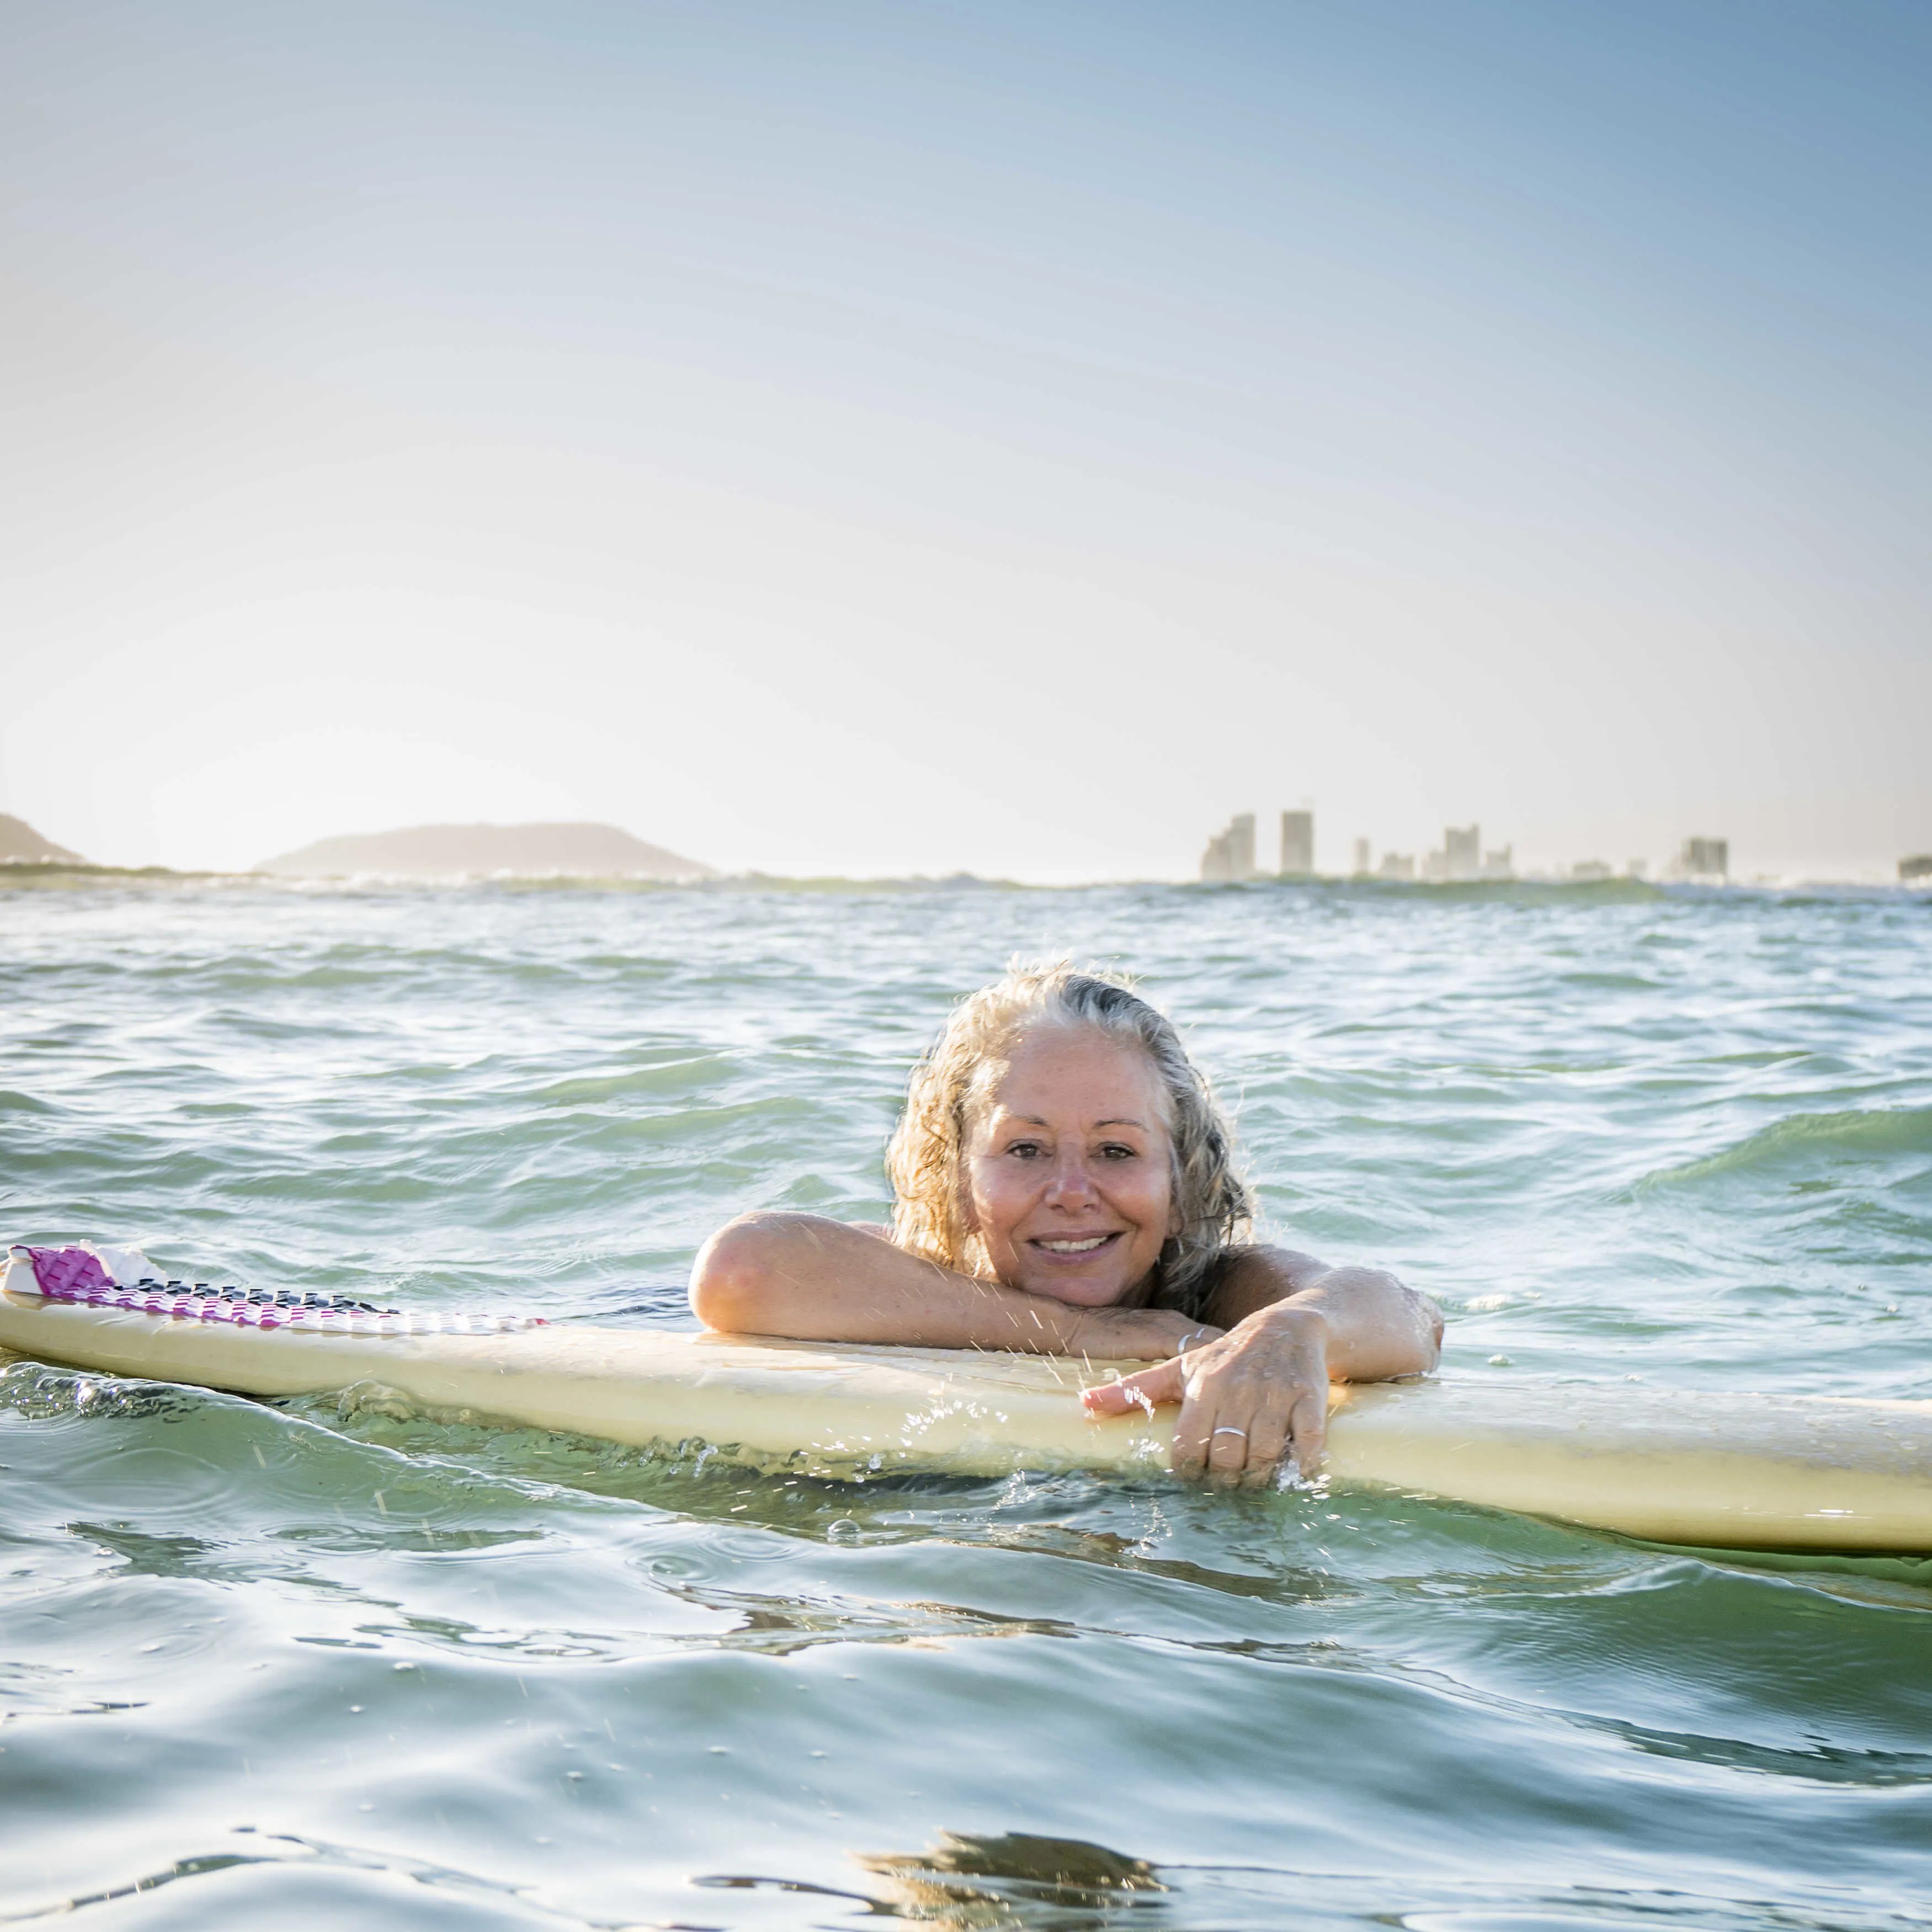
[1082,1245,1443,1487]
[1205,1246,1443,1379]
[690,1212,1211,1361]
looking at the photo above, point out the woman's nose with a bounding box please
[1044,1151,1098,1202]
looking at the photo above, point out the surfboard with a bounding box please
[6,1244,1931,1551]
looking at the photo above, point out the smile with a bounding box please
[1031,1234,1120,1255]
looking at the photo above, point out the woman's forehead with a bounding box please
[971,1025,1169,1123]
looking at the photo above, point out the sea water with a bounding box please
[2,877,1928,1930]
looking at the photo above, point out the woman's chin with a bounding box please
[1018,1273,1133,1310]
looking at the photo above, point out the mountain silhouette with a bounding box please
[258,822,714,880]
[0,814,84,864]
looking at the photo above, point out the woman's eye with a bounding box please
[1007,1141,1044,1159]
[1098,1143,1137,1161]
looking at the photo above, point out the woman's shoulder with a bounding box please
[1154,1243,1331,1321]
[1150,1246,1240,1319]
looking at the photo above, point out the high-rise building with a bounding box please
[1423,824,1482,882]
[1199,813,1257,882]
[1279,810,1314,876]
[1228,813,1256,877]
[1679,837,1728,880]
[1351,837,1371,876]
[1378,851,1415,881]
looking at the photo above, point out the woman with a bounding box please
[691,963,1441,1487]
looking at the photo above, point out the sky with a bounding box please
[2,0,1928,880]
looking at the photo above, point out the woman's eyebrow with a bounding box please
[999,1114,1147,1128]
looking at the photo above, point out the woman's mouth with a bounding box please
[1030,1233,1120,1257]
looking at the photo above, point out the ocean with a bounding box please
[3,876,1929,1930]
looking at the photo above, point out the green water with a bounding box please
[3,879,1928,1929]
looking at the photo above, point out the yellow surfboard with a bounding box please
[5,1248,1929,1551]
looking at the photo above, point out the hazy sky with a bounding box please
[4,1,1928,879]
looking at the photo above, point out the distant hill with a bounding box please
[0,814,84,864]
[257,821,715,881]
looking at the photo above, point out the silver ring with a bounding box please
[1212,1425,1248,1439]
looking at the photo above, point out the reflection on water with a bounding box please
[855,1832,1167,1924]
[2,881,1930,1928]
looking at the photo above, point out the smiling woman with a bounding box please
[690,962,1443,1486]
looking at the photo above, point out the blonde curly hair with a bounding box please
[886,961,1253,1313]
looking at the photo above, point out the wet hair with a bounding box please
[886,961,1252,1313]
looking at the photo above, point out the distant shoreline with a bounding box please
[4,860,1925,897]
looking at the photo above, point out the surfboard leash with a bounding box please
[7,1244,547,1337]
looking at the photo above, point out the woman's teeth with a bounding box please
[1037,1236,1112,1254]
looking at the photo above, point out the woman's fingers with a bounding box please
[1170,1399,1214,1481]
[1237,1407,1292,1489]
[1205,1417,1252,1488]
[1173,1361,1261,1487]
[1083,1354,1230,1481]
[1080,1341,1331,1489]
[1186,1372,1324,1488]
[1080,1357,1185,1417]
[1286,1386,1328,1476]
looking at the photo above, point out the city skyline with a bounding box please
[1198,808,1756,885]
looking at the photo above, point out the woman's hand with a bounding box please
[1081,1303,1332,1487]
[1062,1303,1225,1363]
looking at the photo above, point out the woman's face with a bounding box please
[963,1026,1179,1307]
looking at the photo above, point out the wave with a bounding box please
[1638,1104,1932,1190]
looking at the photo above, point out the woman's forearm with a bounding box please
[689,1212,1196,1358]
[1205,1246,1442,1380]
